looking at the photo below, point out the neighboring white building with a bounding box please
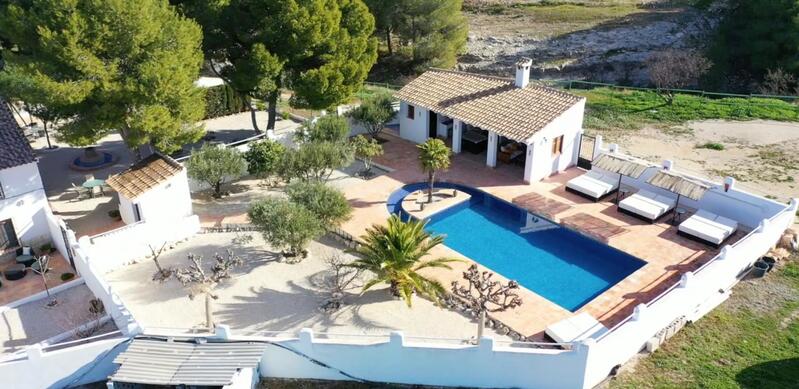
[0,100,54,252]
[106,153,193,226]
[394,58,586,183]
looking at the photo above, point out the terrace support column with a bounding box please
[523,141,535,184]
[486,131,498,168]
[452,120,463,154]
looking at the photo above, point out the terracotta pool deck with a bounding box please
[193,132,746,340]
[336,133,745,339]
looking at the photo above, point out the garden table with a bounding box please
[82,178,107,197]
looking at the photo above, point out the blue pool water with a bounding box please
[389,183,645,312]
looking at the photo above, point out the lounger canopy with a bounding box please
[592,153,653,203]
[646,170,711,201]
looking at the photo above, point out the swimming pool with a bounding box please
[389,183,645,312]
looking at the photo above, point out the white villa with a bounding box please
[0,100,55,255]
[394,58,586,183]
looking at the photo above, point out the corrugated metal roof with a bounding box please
[110,338,266,386]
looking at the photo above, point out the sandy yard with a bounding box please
[104,232,509,341]
[590,119,799,202]
[0,285,106,355]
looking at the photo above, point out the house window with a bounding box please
[407,104,415,120]
[551,135,564,156]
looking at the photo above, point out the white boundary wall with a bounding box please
[80,215,200,274]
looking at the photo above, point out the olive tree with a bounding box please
[347,92,396,139]
[279,141,354,183]
[351,135,383,176]
[286,181,352,227]
[244,139,286,185]
[248,197,324,261]
[186,144,247,198]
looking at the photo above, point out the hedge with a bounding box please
[204,83,249,119]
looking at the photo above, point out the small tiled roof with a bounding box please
[0,100,36,170]
[394,69,584,142]
[106,153,183,199]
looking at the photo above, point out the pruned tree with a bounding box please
[295,115,351,144]
[278,141,355,183]
[351,135,384,177]
[319,253,362,313]
[647,50,712,105]
[451,264,522,341]
[172,250,243,329]
[34,255,57,308]
[149,243,173,282]
[248,197,324,261]
[285,181,353,228]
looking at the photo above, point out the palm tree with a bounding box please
[350,215,460,307]
[417,138,451,203]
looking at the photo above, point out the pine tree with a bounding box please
[176,0,378,134]
[0,0,206,155]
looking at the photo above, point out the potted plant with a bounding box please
[61,272,76,282]
[108,209,121,220]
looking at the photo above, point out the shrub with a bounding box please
[60,272,75,281]
[347,92,396,139]
[351,135,384,176]
[203,84,248,119]
[244,139,286,182]
[279,141,354,182]
[295,115,351,144]
[697,142,725,151]
[286,181,352,227]
[186,144,247,198]
[248,197,324,259]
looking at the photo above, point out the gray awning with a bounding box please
[110,338,267,386]
[592,153,652,179]
[647,170,710,201]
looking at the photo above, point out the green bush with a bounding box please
[203,84,249,119]
[186,144,247,198]
[286,181,352,227]
[279,141,354,182]
[295,115,350,144]
[696,142,725,150]
[60,272,75,281]
[248,197,324,258]
[244,139,286,180]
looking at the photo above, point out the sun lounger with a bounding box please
[565,170,619,201]
[618,190,676,223]
[545,312,608,344]
[678,210,738,246]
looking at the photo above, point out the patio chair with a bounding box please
[84,174,95,181]
[618,189,676,223]
[678,210,738,247]
[565,170,619,201]
[15,246,35,267]
[71,183,90,200]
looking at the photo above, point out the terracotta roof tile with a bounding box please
[394,69,584,141]
[106,153,183,199]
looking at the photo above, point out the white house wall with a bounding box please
[119,170,193,226]
[526,100,585,182]
[0,162,52,246]
[399,101,429,144]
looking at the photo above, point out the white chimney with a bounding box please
[515,57,532,88]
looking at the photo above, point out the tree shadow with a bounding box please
[736,358,799,389]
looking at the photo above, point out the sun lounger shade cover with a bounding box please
[592,153,650,179]
[110,338,267,386]
[647,170,710,201]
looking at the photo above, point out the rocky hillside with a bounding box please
[460,1,723,85]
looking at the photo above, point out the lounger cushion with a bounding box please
[566,171,618,199]
[679,211,738,245]
[619,190,676,220]
[546,312,608,343]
